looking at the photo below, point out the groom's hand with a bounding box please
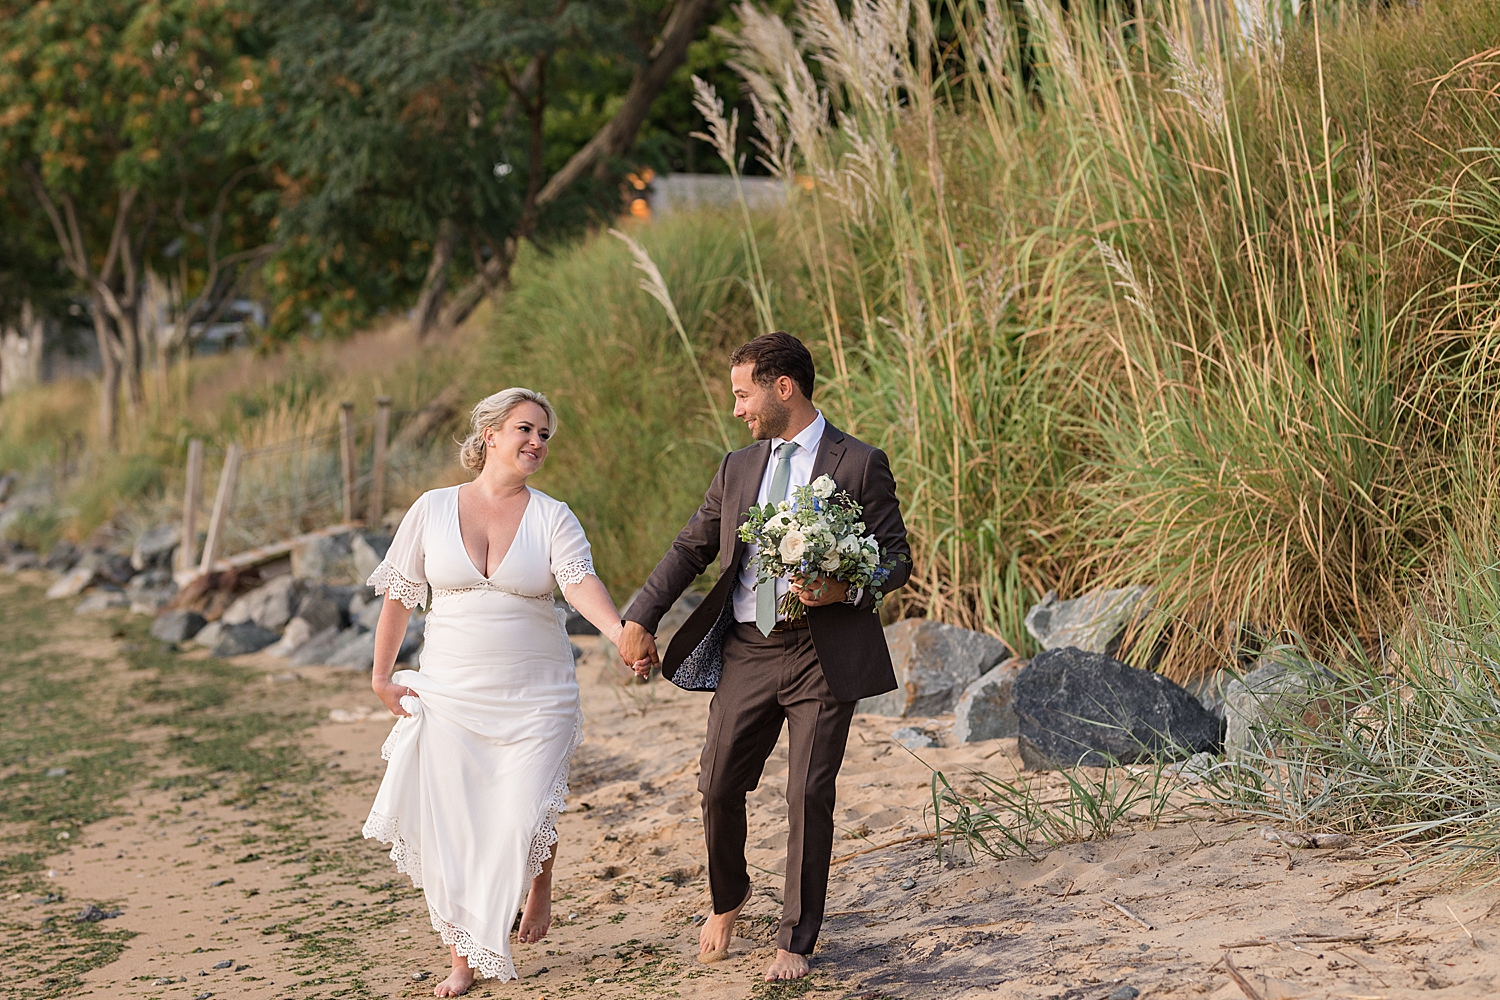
[617,620,660,670]
[791,576,848,606]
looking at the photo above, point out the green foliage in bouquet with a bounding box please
[737,475,897,620]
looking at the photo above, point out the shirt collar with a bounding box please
[773,411,825,457]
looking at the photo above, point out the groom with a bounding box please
[618,331,910,982]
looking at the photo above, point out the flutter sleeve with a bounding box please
[367,492,430,609]
[550,504,597,590]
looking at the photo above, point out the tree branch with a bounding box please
[23,164,87,279]
[535,0,717,207]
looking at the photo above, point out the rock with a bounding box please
[289,627,344,667]
[1223,650,1338,763]
[73,904,120,922]
[891,726,937,749]
[570,642,583,661]
[351,532,393,583]
[1108,987,1139,1000]
[0,471,14,503]
[4,550,39,572]
[1012,647,1223,769]
[355,597,384,631]
[43,540,79,572]
[131,525,179,571]
[398,615,424,663]
[77,549,134,586]
[856,619,1012,718]
[270,617,315,657]
[46,566,95,599]
[127,569,178,614]
[75,589,129,614]
[563,605,599,636]
[152,609,207,643]
[294,585,345,633]
[193,621,223,649]
[325,628,377,670]
[1024,585,1151,656]
[899,877,917,890]
[222,575,302,632]
[1166,751,1219,783]
[952,659,1026,742]
[212,960,233,970]
[291,533,353,582]
[211,622,281,657]
[45,767,68,777]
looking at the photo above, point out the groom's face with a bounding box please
[731,363,791,441]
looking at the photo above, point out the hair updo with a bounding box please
[458,387,558,474]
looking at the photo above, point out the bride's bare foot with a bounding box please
[763,949,810,981]
[697,887,752,962]
[517,872,552,944]
[434,949,475,997]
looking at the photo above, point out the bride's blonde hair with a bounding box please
[459,388,558,473]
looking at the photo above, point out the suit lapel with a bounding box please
[724,440,771,570]
[811,422,848,482]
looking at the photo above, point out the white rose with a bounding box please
[838,535,861,555]
[812,475,836,498]
[819,551,842,572]
[777,500,792,511]
[764,512,788,531]
[779,529,807,564]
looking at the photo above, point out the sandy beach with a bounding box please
[4,585,1499,1000]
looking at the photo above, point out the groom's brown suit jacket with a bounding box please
[624,422,911,703]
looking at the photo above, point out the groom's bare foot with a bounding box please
[517,874,552,944]
[433,965,475,997]
[764,949,810,981]
[697,887,752,962]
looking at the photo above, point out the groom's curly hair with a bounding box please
[730,331,815,401]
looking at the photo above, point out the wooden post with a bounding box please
[368,395,392,526]
[178,438,204,572]
[199,442,242,575]
[339,401,357,522]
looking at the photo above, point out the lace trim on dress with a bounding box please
[553,557,595,589]
[431,583,553,602]
[526,707,585,881]
[362,810,424,888]
[379,722,402,761]
[429,903,517,982]
[368,560,428,609]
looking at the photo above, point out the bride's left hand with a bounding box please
[373,678,416,717]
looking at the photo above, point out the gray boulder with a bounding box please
[222,575,303,632]
[1024,585,1151,656]
[325,628,377,669]
[289,626,344,667]
[192,620,223,648]
[43,540,79,572]
[77,549,134,586]
[47,566,95,599]
[891,726,938,749]
[75,589,129,615]
[562,601,600,636]
[131,525,179,571]
[1223,651,1338,763]
[398,614,425,662]
[270,616,315,657]
[857,619,1012,718]
[1013,646,1222,769]
[953,659,1026,742]
[4,550,39,572]
[151,609,207,643]
[126,569,177,615]
[1184,668,1232,720]
[211,622,281,657]
[355,596,385,631]
[351,533,393,584]
[295,585,346,633]
[291,533,353,582]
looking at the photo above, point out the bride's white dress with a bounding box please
[361,484,593,981]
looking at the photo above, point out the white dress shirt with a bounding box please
[733,412,827,624]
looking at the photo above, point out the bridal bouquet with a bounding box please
[737,474,896,620]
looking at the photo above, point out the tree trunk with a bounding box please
[90,294,122,444]
[436,236,518,333]
[0,301,45,398]
[412,218,458,338]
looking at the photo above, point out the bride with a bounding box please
[362,388,643,997]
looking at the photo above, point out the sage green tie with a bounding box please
[756,441,799,636]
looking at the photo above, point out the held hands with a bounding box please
[789,575,849,607]
[616,620,659,681]
[373,677,415,718]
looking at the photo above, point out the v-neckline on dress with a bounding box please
[454,484,533,581]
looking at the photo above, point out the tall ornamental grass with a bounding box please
[716,0,1500,675]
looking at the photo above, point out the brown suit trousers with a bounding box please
[699,621,855,955]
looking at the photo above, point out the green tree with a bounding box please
[0,0,275,441]
[257,0,720,339]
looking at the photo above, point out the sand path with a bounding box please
[3,584,1498,999]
